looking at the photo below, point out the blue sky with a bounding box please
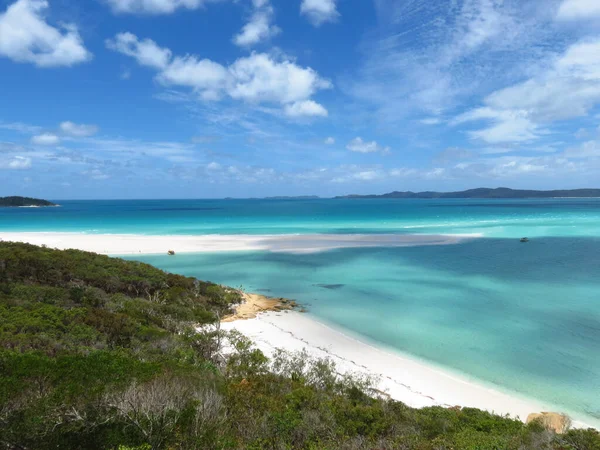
[1,0,600,198]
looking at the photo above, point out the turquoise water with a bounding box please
[1,198,600,237]
[2,198,600,423]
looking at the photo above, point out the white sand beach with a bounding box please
[221,309,599,430]
[0,231,479,255]
[4,231,598,430]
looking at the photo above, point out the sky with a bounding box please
[1,0,600,199]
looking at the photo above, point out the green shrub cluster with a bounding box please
[0,242,598,449]
[0,197,56,207]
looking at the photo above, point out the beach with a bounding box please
[0,231,478,255]
[220,305,597,430]
[2,228,599,430]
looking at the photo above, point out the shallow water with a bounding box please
[3,198,600,423]
[133,238,600,424]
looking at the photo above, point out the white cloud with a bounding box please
[349,0,544,128]
[60,121,99,137]
[346,137,390,154]
[352,170,381,181]
[159,56,229,95]
[206,161,221,170]
[233,1,280,47]
[108,33,331,116]
[564,140,600,158]
[82,168,110,180]
[0,0,91,67]
[454,107,539,143]
[324,137,335,144]
[227,53,331,104]
[106,0,206,14]
[556,0,600,20]
[0,121,42,134]
[419,117,442,125]
[284,100,328,117]
[0,156,31,169]
[300,0,339,26]
[31,133,60,145]
[455,37,600,143]
[106,32,171,69]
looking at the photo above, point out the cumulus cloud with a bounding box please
[324,137,335,144]
[233,0,280,47]
[107,32,331,117]
[284,100,328,118]
[556,0,600,20]
[105,0,207,14]
[346,137,390,154]
[31,133,60,145]
[0,0,91,67]
[300,0,339,26]
[0,156,32,169]
[106,32,171,69]
[60,121,99,137]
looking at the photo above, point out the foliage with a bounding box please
[1,242,599,449]
[0,196,56,207]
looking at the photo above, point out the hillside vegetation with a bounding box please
[1,242,598,449]
[0,196,56,207]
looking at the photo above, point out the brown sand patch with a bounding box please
[222,293,300,322]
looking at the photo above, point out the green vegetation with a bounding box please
[1,242,599,449]
[0,196,56,207]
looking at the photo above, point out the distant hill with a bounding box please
[335,188,600,199]
[263,195,320,200]
[0,196,57,207]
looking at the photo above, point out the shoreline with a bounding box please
[222,292,302,322]
[4,233,598,430]
[220,306,599,430]
[0,231,479,255]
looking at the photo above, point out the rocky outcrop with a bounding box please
[526,412,571,434]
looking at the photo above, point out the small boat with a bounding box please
[520,237,529,243]
[168,250,176,255]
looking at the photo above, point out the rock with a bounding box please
[526,412,571,434]
[168,250,175,255]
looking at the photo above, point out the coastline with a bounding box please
[222,292,301,322]
[0,231,479,255]
[220,303,600,430]
[3,231,598,430]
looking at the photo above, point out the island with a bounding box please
[335,187,600,199]
[263,195,320,200]
[0,196,57,207]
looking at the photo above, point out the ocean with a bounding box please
[2,198,600,423]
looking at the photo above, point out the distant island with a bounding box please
[263,195,320,200]
[335,188,600,199]
[0,196,57,207]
